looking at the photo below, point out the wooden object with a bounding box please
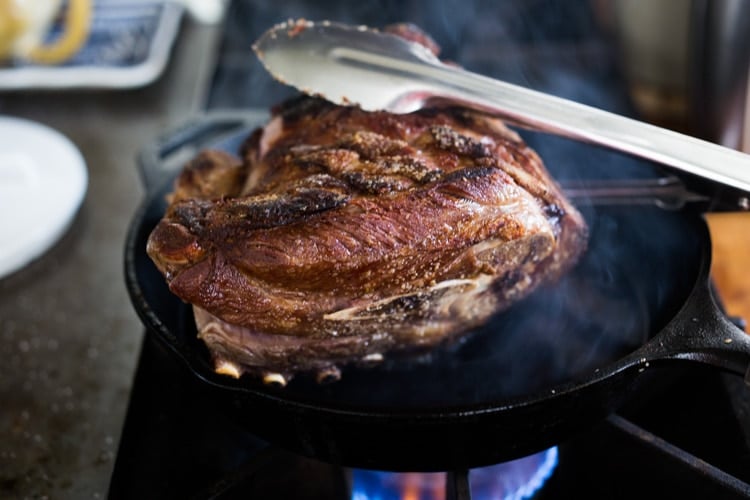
[706,212,750,328]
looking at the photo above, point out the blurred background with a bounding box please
[0,0,748,498]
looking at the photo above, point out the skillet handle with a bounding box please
[136,111,269,194]
[648,280,750,386]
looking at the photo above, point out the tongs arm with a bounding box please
[254,21,750,210]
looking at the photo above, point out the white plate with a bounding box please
[0,116,88,279]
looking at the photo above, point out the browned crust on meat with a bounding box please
[146,96,588,380]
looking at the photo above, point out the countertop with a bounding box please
[0,18,218,499]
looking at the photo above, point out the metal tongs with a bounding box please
[254,20,750,210]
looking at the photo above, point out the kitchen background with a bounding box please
[0,0,748,498]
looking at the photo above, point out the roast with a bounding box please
[146,95,588,385]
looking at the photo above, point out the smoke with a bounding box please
[208,0,616,110]
[205,0,706,407]
[287,203,704,408]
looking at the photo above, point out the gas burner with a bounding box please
[351,447,558,500]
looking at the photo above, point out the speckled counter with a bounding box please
[0,19,218,499]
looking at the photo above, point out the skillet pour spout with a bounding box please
[608,218,750,387]
[639,277,750,386]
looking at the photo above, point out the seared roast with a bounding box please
[146,96,588,385]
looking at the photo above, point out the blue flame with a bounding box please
[351,446,558,500]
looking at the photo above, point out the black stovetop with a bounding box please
[110,333,750,499]
[110,1,750,498]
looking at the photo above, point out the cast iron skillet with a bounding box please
[125,113,750,472]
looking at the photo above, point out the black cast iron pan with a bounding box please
[125,113,750,472]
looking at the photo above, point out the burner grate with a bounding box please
[108,335,750,499]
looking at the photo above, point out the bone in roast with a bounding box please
[146,94,588,385]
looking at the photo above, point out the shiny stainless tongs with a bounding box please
[254,20,750,208]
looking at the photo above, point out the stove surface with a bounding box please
[109,334,750,499]
[110,1,750,498]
